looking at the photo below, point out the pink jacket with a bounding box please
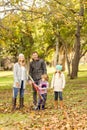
[39,81,49,94]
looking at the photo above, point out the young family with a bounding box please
[12,52,65,111]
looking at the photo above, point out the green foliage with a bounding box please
[0,0,87,65]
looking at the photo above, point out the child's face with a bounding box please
[57,70,61,72]
[42,78,45,81]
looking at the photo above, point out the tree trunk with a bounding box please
[64,43,71,76]
[71,1,84,79]
[66,53,71,76]
[60,51,66,71]
[54,37,59,66]
[59,36,72,76]
[71,25,80,79]
[26,56,30,74]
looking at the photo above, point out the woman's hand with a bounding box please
[16,82,20,87]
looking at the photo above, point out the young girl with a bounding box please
[12,53,27,110]
[51,65,65,109]
[36,74,49,110]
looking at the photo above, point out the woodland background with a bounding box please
[0,0,87,129]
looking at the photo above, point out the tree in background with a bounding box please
[0,0,87,79]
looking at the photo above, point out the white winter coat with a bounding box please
[13,63,27,89]
[51,72,65,92]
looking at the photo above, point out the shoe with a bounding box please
[42,105,45,110]
[34,106,38,110]
[35,105,40,110]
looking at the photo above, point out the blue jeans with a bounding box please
[54,91,63,101]
[38,93,47,106]
[32,80,40,105]
[13,81,24,98]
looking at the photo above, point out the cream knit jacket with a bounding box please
[51,72,65,92]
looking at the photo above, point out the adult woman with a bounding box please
[12,53,27,110]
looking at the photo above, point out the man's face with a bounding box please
[32,53,38,60]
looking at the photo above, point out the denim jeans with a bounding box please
[54,91,63,101]
[38,93,47,106]
[13,80,24,98]
[32,80,40,105]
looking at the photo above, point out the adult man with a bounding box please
[29,52,47,108]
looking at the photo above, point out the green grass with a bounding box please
[0,65,87,130]
[0,71,13,90]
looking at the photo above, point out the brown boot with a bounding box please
[12,98,16,111]
[54,101,58,109]
[19,97,24,109]
[60,101,63,109]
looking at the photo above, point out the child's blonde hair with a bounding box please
[41,74,49,81]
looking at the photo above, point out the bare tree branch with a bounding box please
[80,50,87,58]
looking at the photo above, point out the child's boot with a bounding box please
[12,98,16,111]
[54,101,58,109]
[38,105,40,110]
[60,101,63,109]
[42,105,45,110]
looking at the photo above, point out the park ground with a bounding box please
[0,64,87,130]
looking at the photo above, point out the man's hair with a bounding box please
[32,51,38,55]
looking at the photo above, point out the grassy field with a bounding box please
[0,64,87,130]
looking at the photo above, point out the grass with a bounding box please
[0,64,87,130]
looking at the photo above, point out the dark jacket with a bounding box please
[29,59,47,81]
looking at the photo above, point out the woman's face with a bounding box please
[19,57,25,66]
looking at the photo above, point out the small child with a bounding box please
[36,74,49,110]
[51,65,65,109]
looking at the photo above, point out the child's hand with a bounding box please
[50,87,53,89]
[28,80,32,85]
[26,81,29,86]
[50,85,53,88]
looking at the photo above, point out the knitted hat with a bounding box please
[56,65,62,71]
[18,53,24,58]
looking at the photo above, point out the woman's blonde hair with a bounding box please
[18,53,25,66]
